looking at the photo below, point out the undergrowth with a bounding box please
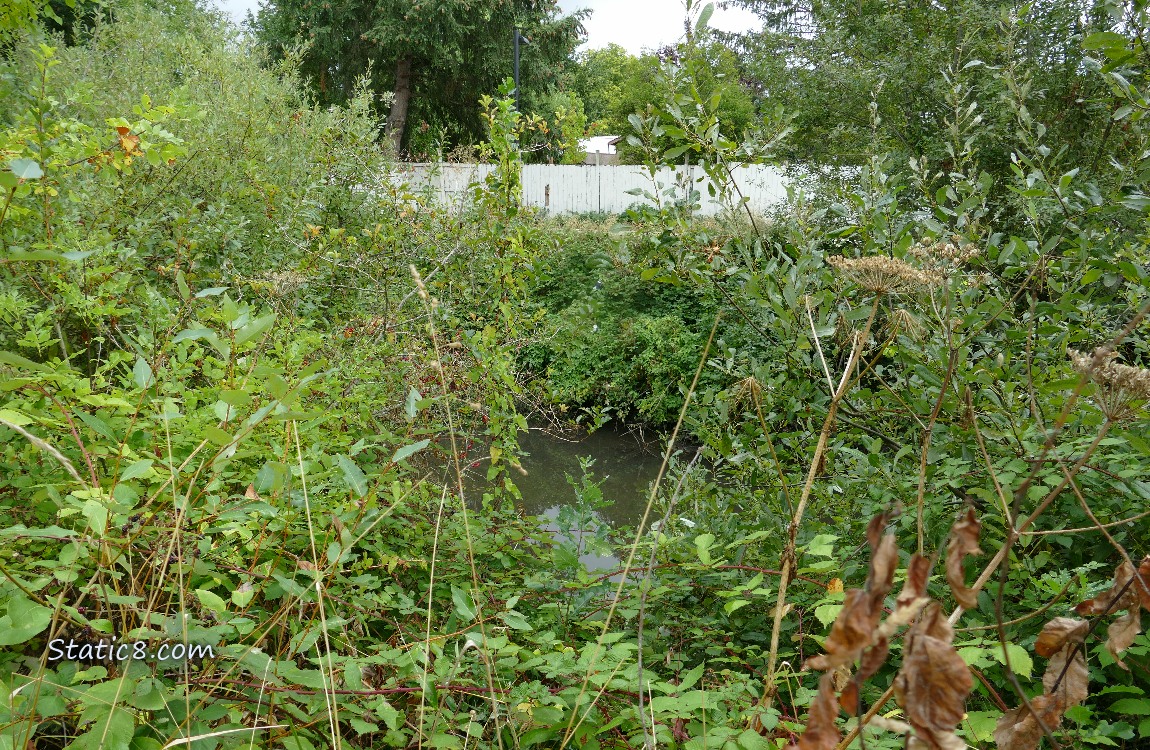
[0,3,1148,750]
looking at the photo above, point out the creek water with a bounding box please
[457,424,667,571]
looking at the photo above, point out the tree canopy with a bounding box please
[255,0,587,155]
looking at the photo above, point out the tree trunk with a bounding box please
[386,55,413,156]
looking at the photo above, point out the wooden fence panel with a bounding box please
[385,163,788,216]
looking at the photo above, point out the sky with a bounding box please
[207,0,762,55]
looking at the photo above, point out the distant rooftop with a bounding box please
[579,135,620,155]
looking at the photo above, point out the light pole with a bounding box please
[513,28,530,111]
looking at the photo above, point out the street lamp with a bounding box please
[513,27,531,112]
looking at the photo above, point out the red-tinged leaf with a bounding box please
[993,694,1066,750]
[893,602,972,749]
[1043,644,1088,708]
[1105,608,1141,669]
[1034,617,1088,658]
[797,672,840,750]
[945,508,982,609]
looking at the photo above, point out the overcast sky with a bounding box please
[207,0,761,55]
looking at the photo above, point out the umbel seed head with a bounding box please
[1069,347,1150,421]
[826,255,942,295]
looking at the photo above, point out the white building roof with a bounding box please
[579,135,620,154]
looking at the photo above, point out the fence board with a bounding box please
[388,163,787,216]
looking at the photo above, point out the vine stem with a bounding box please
[762,296,880,708]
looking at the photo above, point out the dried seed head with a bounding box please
[826,255,942,295]
[730,375,763,409]
[1069,347,1150,421]
[908,238,981,269]
[888,308,925,340]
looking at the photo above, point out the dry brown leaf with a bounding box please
[865,513,898,601]
[898,553,930,608]
[797,672,841,750]
[945,508,982,609]
[840,636,890,716]
[1034,617,1088,658]
[1106,608,1142,669]
[894,602,973,750]
[1043,644,1088,708]
[1077,560,1141,615]
[837,682,858,717]
[908,733,966,750]
[993,694,1066,750]
[806,588,881,671]
[807,513,899,672]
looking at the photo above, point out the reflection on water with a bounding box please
[463,424,667,573]
[513,425,665,527]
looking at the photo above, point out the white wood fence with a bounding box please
[387,163,788,216]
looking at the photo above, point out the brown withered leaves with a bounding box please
[994,616,1089,750]
[793,512,974,750]
[945,508,982,609]
[893,602,973,750]
[1075,557,1150,668]
[795,673,841,750]
[995,557,1150,750]
[806,515,896,673]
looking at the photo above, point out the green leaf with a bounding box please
[737,728,772,750]
[452,586,476,622]
[231,588,254,608]
[281,736,318,750]
[807,534,837,557]
[405,387,421,421]
[1111,698,1150,716]
[132,357,154,389]
[175,270,190,301]
[8,158,43,180]
[695,2,714,33]
[815,603,843,627]
[695,533,715,565]
[724,599,750,615]
[195,286,228,298]
[235,313,276,346]
[0,350,50,371]
[73,707,134,750]
[989,642,1033,678]
[391,439,430,464]
[195,588,227,614]
[82,498,108,535]
[119,459,153,482]
[0,596,53,645]
[500,610,532,630]
[336,454,369,497]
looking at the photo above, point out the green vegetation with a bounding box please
[254,0,586,157]
[0,1,1149,749]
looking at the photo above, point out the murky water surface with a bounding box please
[512,425,665,527]
[461,424,666,572]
